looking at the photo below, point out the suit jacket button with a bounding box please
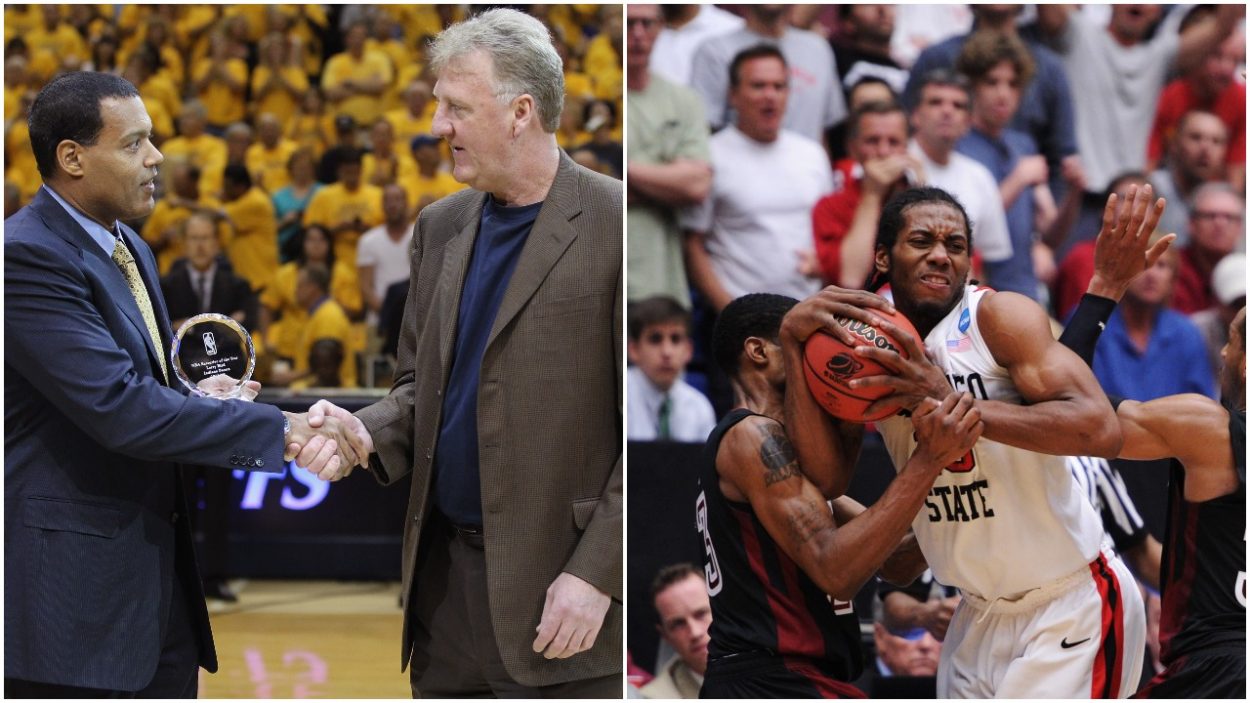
[255,458,265,468]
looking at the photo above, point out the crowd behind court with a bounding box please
[4,3,623,390]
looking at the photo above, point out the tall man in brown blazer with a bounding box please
[296,8,622,698]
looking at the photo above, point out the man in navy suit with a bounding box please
[4,72,364,697]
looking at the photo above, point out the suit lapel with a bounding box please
[486,154,582,349]
[30,190,170,383]
[435,195,486,376]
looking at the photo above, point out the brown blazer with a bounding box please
[356,152,622,687]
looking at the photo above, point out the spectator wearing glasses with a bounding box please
[1173,183,1246,315]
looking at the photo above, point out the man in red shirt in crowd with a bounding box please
[1173,182,1246,314]
[811,100,922,288]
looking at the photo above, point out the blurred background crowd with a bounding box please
[3,3,623,391]
[626,3,1245,698]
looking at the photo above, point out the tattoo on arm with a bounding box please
[758,424,802,486]
[786,500,832,545]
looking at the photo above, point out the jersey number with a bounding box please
[696,491,724,596]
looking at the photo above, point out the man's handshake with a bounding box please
[282,401,375,482]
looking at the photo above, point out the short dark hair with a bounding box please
[299,262,331,294]
[712,293,798,378]
[848,100,906,142]
[223,163,252,189]
[337,147,364,168]
[649,563,703,603]
[628,296,691,340]
[729,44,787,89]
[870,187,973,291]
[956,30,1035,88]
[912,68,972,108]
[29,71,141,180]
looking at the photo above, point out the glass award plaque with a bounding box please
[170,313,256,398]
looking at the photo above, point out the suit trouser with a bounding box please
[5,575,200,698]
[407,515,620,699]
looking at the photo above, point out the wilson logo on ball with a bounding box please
[834,318,900,353]
[825,353,863,381]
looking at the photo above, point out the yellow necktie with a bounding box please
[111,237,170,383]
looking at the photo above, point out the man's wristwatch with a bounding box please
[282,414,290,439]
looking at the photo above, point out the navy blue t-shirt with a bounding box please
[433,196,541,526]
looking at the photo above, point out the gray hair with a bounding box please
[428,8,565,133]
[1192,181,1245,212]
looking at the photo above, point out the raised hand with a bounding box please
[1088,183,1174,301]
[911,392,983,470]
[531,572,611,660]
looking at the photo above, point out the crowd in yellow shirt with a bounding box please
[4,4,622,390]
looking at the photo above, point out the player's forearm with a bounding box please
[628,159,711,207]
[977,396,1121,458]
[878,531,927,587]
[779,339,857,498]
[811,455,940,600]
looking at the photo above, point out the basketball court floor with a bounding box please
[198,580,410,698]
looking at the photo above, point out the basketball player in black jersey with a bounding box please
[696,292,983,698]
[1115,306,1246,699]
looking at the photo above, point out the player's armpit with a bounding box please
[1117,395,1238,502]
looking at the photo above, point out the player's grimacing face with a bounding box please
[879,202,971,315]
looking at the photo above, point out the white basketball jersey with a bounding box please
[876,286,1104,600]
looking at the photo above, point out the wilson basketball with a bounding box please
[802,309,922,423]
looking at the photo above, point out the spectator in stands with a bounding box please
[683,45,832,312]
[271,263,357,389]
[161,212,257,331]
[626,3,711,309]
[316,113,362,184]
[578,100,623,179]
[385,79,435,148]
[1147,11,1245,191]
[1036,4,1244,234]
[1052,171,1153,321]
[251,32,308,125]
[889,4,973,69]
[222,121,253,169]
[247,112,299,194]
[1173,183,1245,315]
[216,164,278,293]
[142,161,222,275]
[955,31,1053,301]
[161,100,226,198]
[307,338,346,389]
[287,87,335,157]
[357,183,413,327]
[262,224,359,370]
[303,146,383,268]
[321,21,392,127]
[272,147,322,262]
[908,69,1013,286]
[830,5,908,100]
[690,5,847,148]
[640,564,710,699]
[402,134,463,215]
[874,623,941,678]
[627,296,716,443]
[1191,253,1246,386]
[363,117,416,188]
[648,5,743,88]
[906,5,1080,199]
[1093,232,1216,401]
[812,101,920,289]
[193,32,248,134]
[1150,111,1230,243]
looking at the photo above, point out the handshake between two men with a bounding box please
[281,400,374,481]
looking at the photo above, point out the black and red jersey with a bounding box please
[696,409,863,682]
[1157,409,1246,664]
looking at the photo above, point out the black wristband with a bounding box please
[1058,293,1118,367]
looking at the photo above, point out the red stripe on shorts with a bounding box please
[1089,554,1126,698]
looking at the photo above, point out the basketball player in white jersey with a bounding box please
[825,185,1168,697]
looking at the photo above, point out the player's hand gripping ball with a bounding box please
[802,308,921,422]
